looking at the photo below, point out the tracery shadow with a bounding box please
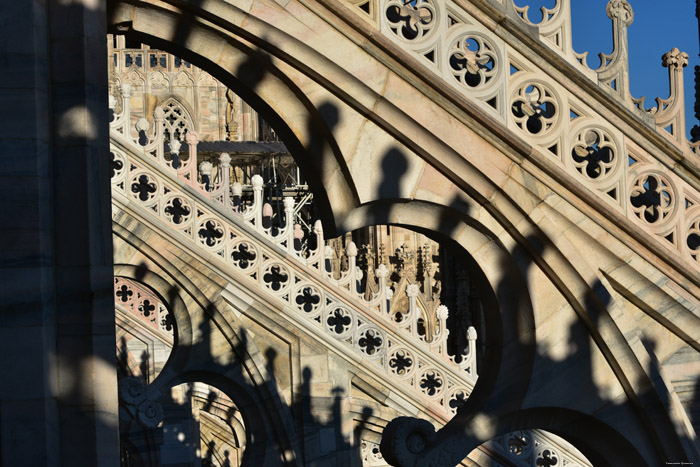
[382,228,694,467]
[118,275,375,466]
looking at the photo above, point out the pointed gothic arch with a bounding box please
[160,96,196,142]
[112,219,302,466]
[104,1,700,465]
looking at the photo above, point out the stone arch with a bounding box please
[165,372,272,466]
[113,275,176,382]
[342,199,657,465]
[113,263,193,383]
[109,0,360,236]
[112,219,301,465]
[146,69,169,94]
[340,199,538,421]
[105,1,687,464]
[189,381,247,448]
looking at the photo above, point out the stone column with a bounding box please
[0,0,119,465]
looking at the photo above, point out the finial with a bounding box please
[346,241,357,257]
[153,106,165,121]
[406,283,419,298]
[120,83,131,97]
[606,0,633,26]
[198,161,213,176]
[262,203,273,217]
[650,47,691,149]
[662,48,689,69]
[376,263,389,278]
[219,152,231,167]
[436,305,449,321]
[232,182,242,197]
[597,0,637,107]
[251,174,264,188]
[169,138,181,154]
[185,130,200,146]
[135,118,149,132]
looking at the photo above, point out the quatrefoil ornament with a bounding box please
[385,0,438,42]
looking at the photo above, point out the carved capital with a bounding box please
[606,0,633,26]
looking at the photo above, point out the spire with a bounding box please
[648,48,691,147]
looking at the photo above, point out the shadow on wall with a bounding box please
[378,148,409,200]
[382,229,693,466]
[117,265,376,466]
[106,3,697,464]
[105,21,379,463]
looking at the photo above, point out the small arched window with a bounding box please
[161,97,194,142]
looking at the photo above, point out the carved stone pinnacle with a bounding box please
[662,48,689,69]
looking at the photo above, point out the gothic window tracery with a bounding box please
[161,97,194,142]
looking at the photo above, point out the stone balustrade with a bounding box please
[110,88,479,419]
[337,0,700,270]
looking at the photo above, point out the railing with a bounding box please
[337,0,700,270]
[110,83,478,418]
[114,276,174,340]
